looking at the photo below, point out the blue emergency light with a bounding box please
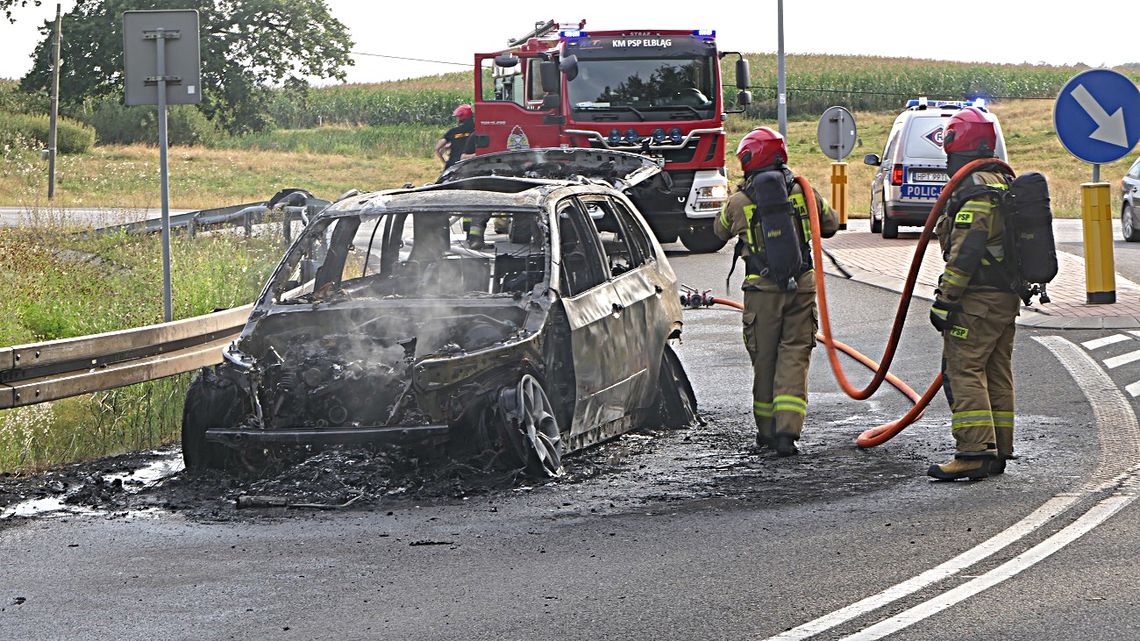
[652,128,666,143]
[692,29,716,37]
[608,128,621,144]
[626,128,639,142]
[669,127,683,144]
[560,30,586,39]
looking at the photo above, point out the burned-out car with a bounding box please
[182,149,697,476]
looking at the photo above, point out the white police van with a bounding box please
[863,98,1006,238]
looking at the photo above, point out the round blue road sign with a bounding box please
[1054,69,1140,164]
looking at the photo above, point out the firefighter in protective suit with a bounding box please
[928,107,1019,480]
[714,127,838,456]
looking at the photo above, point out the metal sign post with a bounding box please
[123,10,201,322]
[817,106,857,230]
[1054,69,1140,304]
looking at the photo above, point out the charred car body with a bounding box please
[182,149,697,477]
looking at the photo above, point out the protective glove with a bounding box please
[929,298,962,332]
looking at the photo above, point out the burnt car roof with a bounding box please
[320,176,578,219]
[438,148,663,188]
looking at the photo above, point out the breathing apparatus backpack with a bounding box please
[947,171,1057,305]
[742,170,804,291]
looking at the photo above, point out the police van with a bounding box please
[863,98,1007,238]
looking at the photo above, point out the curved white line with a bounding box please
[760,335,1140,641]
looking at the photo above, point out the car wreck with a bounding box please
[182,149,697,477]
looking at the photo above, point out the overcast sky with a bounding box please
[1,0,1135,83]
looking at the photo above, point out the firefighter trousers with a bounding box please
[743,287,817,440]
[940,290,1020,458]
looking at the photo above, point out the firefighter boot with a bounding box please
[774,434,799,457]
[926,455,991,481]
[755,416,775,449]
[991,428,1015,475]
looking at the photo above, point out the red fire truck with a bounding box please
[470,21,752,252]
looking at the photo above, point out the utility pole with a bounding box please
[777,0,787,137]
[47,3,61,199]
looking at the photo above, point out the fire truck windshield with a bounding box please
[566,56,716,122]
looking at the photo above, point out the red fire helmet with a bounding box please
[736,126,788,173]
[453,104,474,120]
[943,107,997,155]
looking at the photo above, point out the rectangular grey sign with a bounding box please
[123,9,202,106]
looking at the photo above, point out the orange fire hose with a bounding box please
[700,158,1013,447]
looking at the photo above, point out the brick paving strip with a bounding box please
[822,231,1140,330]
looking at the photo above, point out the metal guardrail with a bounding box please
[0,305,252,410]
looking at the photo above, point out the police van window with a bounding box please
[882,130,899,163]
[578,196,643,277]
[903,115,948,161]
[556,199,608,296]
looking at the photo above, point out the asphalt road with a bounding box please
[4,235,1140,640]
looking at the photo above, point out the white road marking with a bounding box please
[1103,349,1140,369]
[761,496,1079,641]
[757,336,1140,641]
[1127,381,1140,398]
[1081,334,1130,350]
[838,494,1136,641]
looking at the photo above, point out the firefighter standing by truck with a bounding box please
[434,104,489,247]
[434,104,476,169]
[927,107,1021,481]
[714,127,838,456]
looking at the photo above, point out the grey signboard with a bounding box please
[816,106,857,161]
[123,10,201,106]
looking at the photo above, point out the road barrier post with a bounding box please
[831,162,848,230]
[1081,181,1116,304]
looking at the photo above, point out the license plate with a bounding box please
[911,171,949,183]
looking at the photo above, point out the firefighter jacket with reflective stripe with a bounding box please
[714,175,839,292]
[936,169,1017,314]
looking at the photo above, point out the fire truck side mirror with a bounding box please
[539,61,560,94]
[735,58,751,90]
[560,55,579,82]
[737,90,752,107]
[494,54,519,68]
[541,94,561,110]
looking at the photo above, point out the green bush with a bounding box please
[0,111,95,153]
[0,80,49,115]
[80,99,220,146]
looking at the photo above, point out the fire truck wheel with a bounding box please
[679,226,728,253]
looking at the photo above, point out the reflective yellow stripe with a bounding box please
[942,266,969,288]
[753,401,774,418]
[789,192,812,241]
[743,203,757,249]
[719,203,731,231]
[993,411,1014,428]
[773,394,807,416]
[952,410,994,430]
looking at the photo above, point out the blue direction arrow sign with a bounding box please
[1054,69,1140,164]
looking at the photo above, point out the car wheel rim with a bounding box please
[1125,206,1135,238]
[499,374,562,477]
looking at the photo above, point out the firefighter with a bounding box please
[434,104,476,169]
[714,126,839,456]
[434,104,488,247]
[927,107,1019,481]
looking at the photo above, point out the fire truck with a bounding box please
[469,21,752,252]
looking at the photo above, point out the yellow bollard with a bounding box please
[831,162,848,230]
[1081,182,1116,304]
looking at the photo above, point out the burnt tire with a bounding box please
[653,344,699,428]
[679,225,728,253]
[181,367,244,472]
[498,374,563,478]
